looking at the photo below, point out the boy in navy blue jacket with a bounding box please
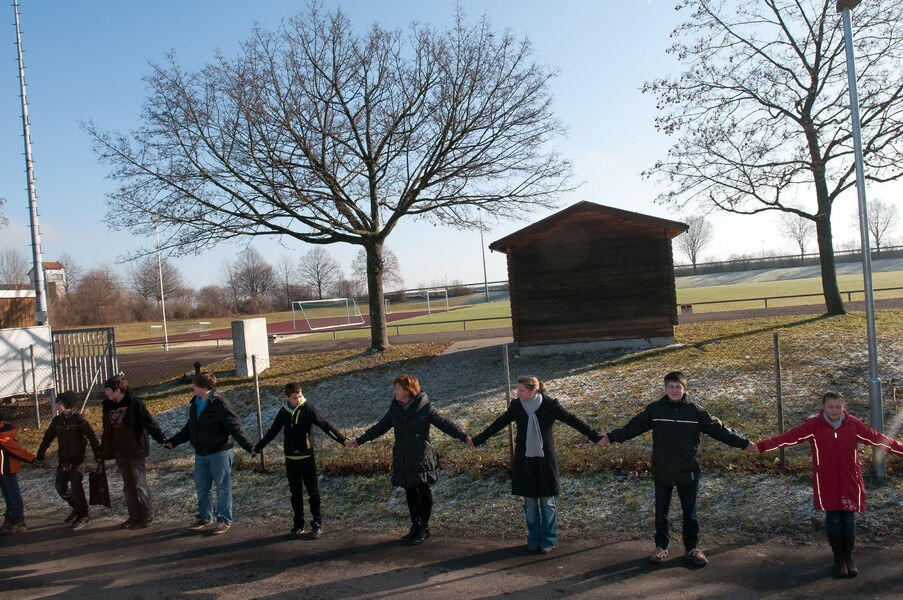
[253,383,346,539]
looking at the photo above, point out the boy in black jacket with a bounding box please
[599,371,756,566]
[36,391,101,530]
[164,372,254,535]
[252,382,346,539]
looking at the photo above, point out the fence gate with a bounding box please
[53,327,119,399]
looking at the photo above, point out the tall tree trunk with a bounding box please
[365,241,389,351]
[815,210,845,315]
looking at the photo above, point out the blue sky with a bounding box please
[0,1,892,290]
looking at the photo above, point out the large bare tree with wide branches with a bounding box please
[643,0,903,314]
[87,6,570,350]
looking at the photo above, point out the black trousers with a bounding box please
[115,457,153,521]
[405,483,433,526]
[286,458,320,528]
[54,464,88,518]
[654,478,699,552]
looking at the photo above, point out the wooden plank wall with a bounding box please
[505,209,679,345]
[0,298,34,329]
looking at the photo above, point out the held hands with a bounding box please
[745,442,760,454]
[465,436,474,448]
[162,441,174,449]
[596,434,610,447]
[347,439,359,448]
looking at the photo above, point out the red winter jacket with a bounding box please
[0,421,35,475]
[757,411,903,512]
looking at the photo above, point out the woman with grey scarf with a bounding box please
[471,375,604,553]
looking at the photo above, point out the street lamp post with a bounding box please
[155,222,170,352]
[837,0,885,476]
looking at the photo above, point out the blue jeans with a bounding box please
[1,473,24,519]
[116,457,153,522]
[524,496,557,549]
[194,449,234,524]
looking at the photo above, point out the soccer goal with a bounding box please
[421,288,449,316]
[291,298,365,331]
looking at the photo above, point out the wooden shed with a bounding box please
[0,289,36,329]
[489,201,687,354]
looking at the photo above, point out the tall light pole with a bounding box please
[13,0,48,325]
[155,222,170,351]
[479,209,489,302]
[837,0,884,476]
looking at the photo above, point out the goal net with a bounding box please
[291,298,365,331]
[414,288,449,316]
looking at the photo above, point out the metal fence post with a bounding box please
[503,345,514,464]
[773,332,785,469]
[30,344,41,428]
[252,355,266,470]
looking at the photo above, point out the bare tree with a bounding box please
[643,0,903,315]
[227,247,276,307]
[675,215,713,274]
[0,248,29,285]
[130,255,184,301]
[852,198,899,251]
[298,247,342,300]
[275,254,298,310]
[87,6,571,350]
[0,197,8,230]
[57,254,82,294]
[353,248,404,293]
[780,212,816,263]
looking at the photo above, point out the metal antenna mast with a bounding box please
[13,0,48,324]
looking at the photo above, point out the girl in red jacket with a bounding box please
[1,415,35,534]
[755,391,903,578]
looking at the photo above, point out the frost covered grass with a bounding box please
[16,311,903,544]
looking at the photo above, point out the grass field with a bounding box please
[104,270,903,343]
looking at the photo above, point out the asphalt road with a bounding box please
[1,518,901,599]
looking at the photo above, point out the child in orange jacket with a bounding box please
[1,413,35,534]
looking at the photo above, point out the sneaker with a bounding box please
[306,522,322,539]
[187,519,213,531]
[127,519,153,530]
[526,545,539,553]
[64,510,78,524]
[120,518,139,529]
[538,547,553,554]
[288,527,306,539]
[8,520,27,534]
[211,520,231,535]
[70,516,89,531]
[407,524,430,545]
[648,547,669,564]
[686,548,709,566]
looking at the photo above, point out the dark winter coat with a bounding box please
[757,410,903,512]
[254,399,346,459]
[100,392,166,460]
[606,395,750,485]
[36,412,100,466]
[168,392,254,455]
[472,395,601,497]
[355,393,468,488]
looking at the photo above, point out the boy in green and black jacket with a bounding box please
[253,382,346,539]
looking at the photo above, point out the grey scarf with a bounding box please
[522,393,544,457]
[822,410,845,429]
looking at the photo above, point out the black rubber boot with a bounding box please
[828,535,847,578]
[841,534,857,577]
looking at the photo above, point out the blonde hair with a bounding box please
[517,375,546,395]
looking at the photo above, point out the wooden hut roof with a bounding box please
[489,201,688,252]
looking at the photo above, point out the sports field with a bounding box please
[111,268,903,346]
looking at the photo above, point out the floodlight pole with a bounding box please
[155,222,170,351]
[838,0,884,476]
[14,0,48,325]
[479,210,489,302]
